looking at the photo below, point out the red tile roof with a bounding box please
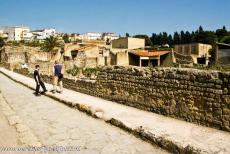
[129,50,170,57]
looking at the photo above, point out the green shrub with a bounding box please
[82,68,98,77]
[66,65,80,76]
[207,64,230,72]
[24,40,43,47]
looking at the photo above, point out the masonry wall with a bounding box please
[0,46,51,66]
[116,51,129,66]
[96,67,230,132]
[112,38,128,49]
[14,66,230,132]
[7,52,27,63]
[28,62,53,76]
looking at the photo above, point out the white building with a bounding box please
[32,28,56,40]
[79,32,102,40]
[0,26,32,41]
[22,31,33,41]
[0,29,8,38]
[102,32,119,42]
[69,33,81,42]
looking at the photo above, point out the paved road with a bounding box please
[0,73,168,154]
[0,105,21,147]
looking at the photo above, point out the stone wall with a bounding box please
[7,52,27,64]
[14,66,230,132]
[28,62,54,76]
[116,51,129,66]
[0,46,51,67]
[96,67,230,132]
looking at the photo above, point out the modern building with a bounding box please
[32,28,56,40]
[21,30,33,41]
[112,37,145,50]
[79,32,102,40]
[174,43,212,65]
[0,26,32,41]
[0,30,8,38]
[215,43,230,65]
[69,33,81,42]
[102,33,119,43]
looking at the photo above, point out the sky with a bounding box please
[0,0,230,36]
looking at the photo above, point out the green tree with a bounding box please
[168,34,173,46]
[173,32,180,45]
[41,36,62,52]
[162,32,168,44]
[216,26,228,41]
[133,35,153,46]
[0,37,5,47]
[125,33,130,37]
[62,34,70,43]
[191,31,196,43]
[150,33,156,45]
[151,25,229,47]
[158,33,163,45]
[198,26,204,33]
[27,40,42,47]
[184,31,192,43]
[180,31,185,44]
[194,30,217,45]
[220,36,230,44]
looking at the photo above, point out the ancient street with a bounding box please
[0,73,168,154]
[1,1,230,153]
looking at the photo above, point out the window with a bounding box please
[184,46,189,55]
[191,45,197,54]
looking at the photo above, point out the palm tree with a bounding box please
[41,36,64,61]
[41,36,62,52]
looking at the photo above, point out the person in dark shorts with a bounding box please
[34,65,47,96]
[52,61,63,93]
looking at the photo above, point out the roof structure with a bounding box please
[174,43,212,46]
[129,50,170,57]
[216,42,230,48]
[31,29,44,32]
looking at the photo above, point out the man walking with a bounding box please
[52,61,63,94]
[34,65,47,96]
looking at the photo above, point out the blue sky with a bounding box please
[0,0,229,35]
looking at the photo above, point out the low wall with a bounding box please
[28,62,53,76]
[14,66,230,132]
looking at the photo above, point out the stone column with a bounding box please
[139,57,142,67]
[157,56,160,66]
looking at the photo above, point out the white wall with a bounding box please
[0,26,30,41]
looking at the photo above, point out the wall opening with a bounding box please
[71,50,78,59]
[197,57,206,64]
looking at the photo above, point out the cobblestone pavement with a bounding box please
[0,73,168,154]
